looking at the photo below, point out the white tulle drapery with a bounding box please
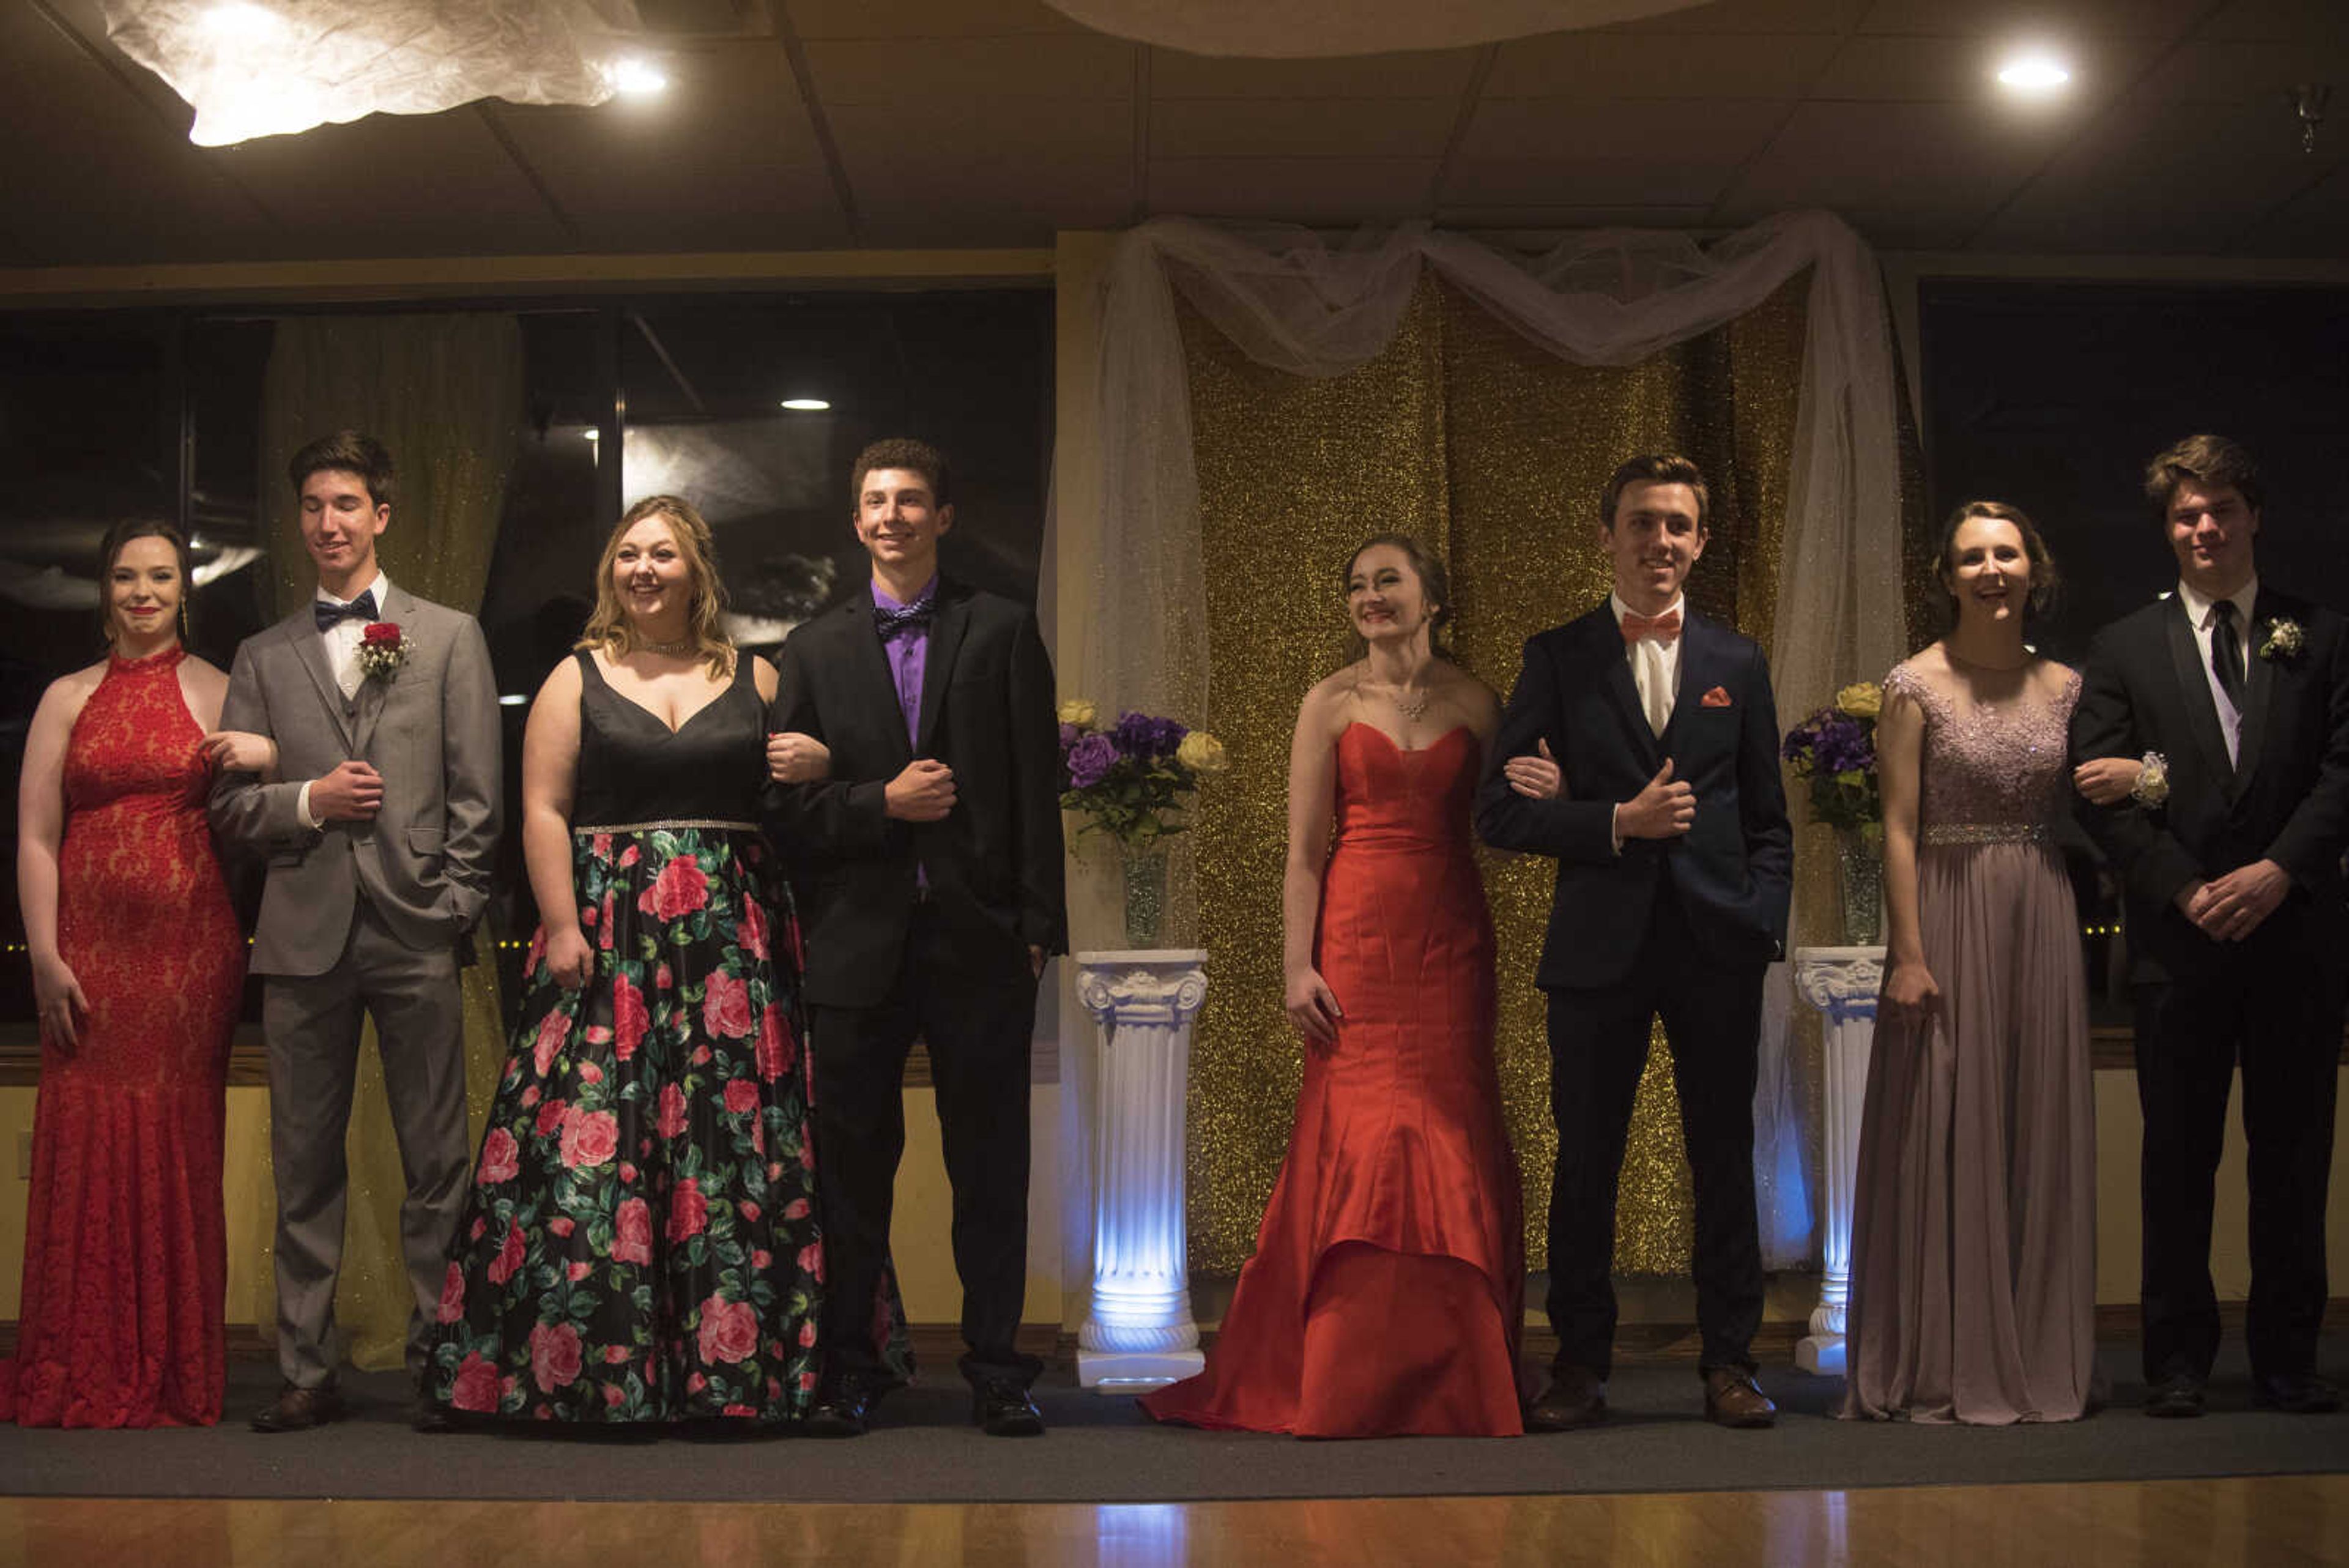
[1042,0,1701,57]
[1079,210,1907,1266]
[100,0,642,146]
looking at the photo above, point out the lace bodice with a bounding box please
[1884,656,2080,836]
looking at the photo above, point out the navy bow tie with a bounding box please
[314,590,378,633]
[875,601,933,641]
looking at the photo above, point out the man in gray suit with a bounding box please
[210,431,502,1433]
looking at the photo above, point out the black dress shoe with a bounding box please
[2143,1372,2206,1419]
[973,1378,1044,1437]
[1524,1365,1607,1432]
[806,1377,875,1438]
[2252,1372,2342,1414]
[250,1382,344,1433]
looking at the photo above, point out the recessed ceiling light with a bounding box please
[780,398,831,412]
[1996,52,2071,95]
[605,56,667,98]
[202,3,287,43]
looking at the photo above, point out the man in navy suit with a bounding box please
[1477,454,1792,1430]
[2071,434,2348,1418]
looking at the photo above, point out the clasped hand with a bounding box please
[765,730,831,784]
[2174,860,2290,942]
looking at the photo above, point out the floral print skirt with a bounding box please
[429,825,822,1422]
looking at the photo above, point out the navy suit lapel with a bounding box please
[1584,611,1661,771]
[844,588,914,768]
[286,609,356,752]
[1659,612,1720,756]
[916,582,970,757]
[2161,596,2235,789]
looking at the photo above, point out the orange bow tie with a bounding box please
[1620,608,1682,644]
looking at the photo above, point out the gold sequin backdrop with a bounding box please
[1184,272,1809,1274]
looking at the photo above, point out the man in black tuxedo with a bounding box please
[1477,454,1792,1430]
[766,437,1066,1437]
[2071,433,2348,1418]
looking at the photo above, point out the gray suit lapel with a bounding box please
[350,584,413,757]
[286,610,357,752]
[2161,597,2233,787]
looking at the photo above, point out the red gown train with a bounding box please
[2,647,243,1427]
[1145,722,1524,1437]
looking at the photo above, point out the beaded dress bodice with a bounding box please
[1885,658,2080,841]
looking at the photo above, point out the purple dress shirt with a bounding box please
[872,577,935,746]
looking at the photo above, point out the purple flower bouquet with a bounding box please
[1780,682,1882,829]
[1056,698,1227,848]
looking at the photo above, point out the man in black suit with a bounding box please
[2071,433,2348,1419]
[1477,454,1792,1430]
[766,437,1066,1437]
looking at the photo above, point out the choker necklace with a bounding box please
[641,636,695,656]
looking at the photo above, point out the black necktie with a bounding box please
[875,601,933,641]
[314,589,378,633]
[2210,600,2246,715]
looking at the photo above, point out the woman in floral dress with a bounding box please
[429,496,827,1424]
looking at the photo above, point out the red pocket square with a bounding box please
[1701,686,1732,708]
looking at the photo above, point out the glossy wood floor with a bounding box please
[2,1477,2343,1567]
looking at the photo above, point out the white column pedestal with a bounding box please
[1074,949,1209,1389]
[1791,945,1885,1376]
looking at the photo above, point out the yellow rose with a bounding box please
[1835,681,1882,719]
[1176,731,1229,775]
[1057,697,1098,728]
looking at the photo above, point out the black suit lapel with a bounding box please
[287,612,357,751]
[2161,596,2235,787]
[2233,592,2283,798]
[916,583,970,756]
[842,589,914,768]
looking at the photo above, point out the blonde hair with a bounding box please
[577,495,735,678]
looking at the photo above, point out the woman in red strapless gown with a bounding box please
[4,523,251,1428]
[1145,535,1536,1437]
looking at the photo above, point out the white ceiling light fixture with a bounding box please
[779,398,831,412]
[1995,51,2074,97]
[603,54,667,97]
[101,0,647,147]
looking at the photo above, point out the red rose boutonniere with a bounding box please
[357,621,407,682]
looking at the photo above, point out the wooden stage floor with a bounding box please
[4,1476,2343,1567]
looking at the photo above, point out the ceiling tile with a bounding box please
[488,49,848,251]
[1148,49,1482,98]
[1970,95,2338,253]
[831,98,1131,233]
[2131,39,2349,103]
[0,2,280,264]
[1150,96,1457,160]
[1714,100,2061,231]
[1485,31,1841,97]
[806,33,1134,102]
[1855,0,2208,38]
[1808,32,2161,102]
[1600,0,1869,34]
[2232,161,2349,255]
[783,0,1086,40]
[2203,0,2349,41]
[1147,158,1439,223]
[1435,203,1716,231]
[206,110,577,257]
[1457,97,1786,181]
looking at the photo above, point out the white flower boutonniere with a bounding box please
[2131,750,2170,809]
[357,621,408,682]
[2259,617,2306,663]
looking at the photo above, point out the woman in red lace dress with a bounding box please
[4,521,257,1427]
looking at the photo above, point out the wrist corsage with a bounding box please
[2130,749,2169,808]
[2259,617,2305,663]
[357,622,407,682]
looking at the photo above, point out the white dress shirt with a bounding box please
[2174,573,2257,767]
[298,570,389,828]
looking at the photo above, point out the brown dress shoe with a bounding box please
[1702,1367,1776,1429]
[1524,1365,1608,1432]
[250,1382,344,1433]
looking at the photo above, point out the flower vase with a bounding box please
[1119,844,1169,949]
[1834,822,1885,948]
